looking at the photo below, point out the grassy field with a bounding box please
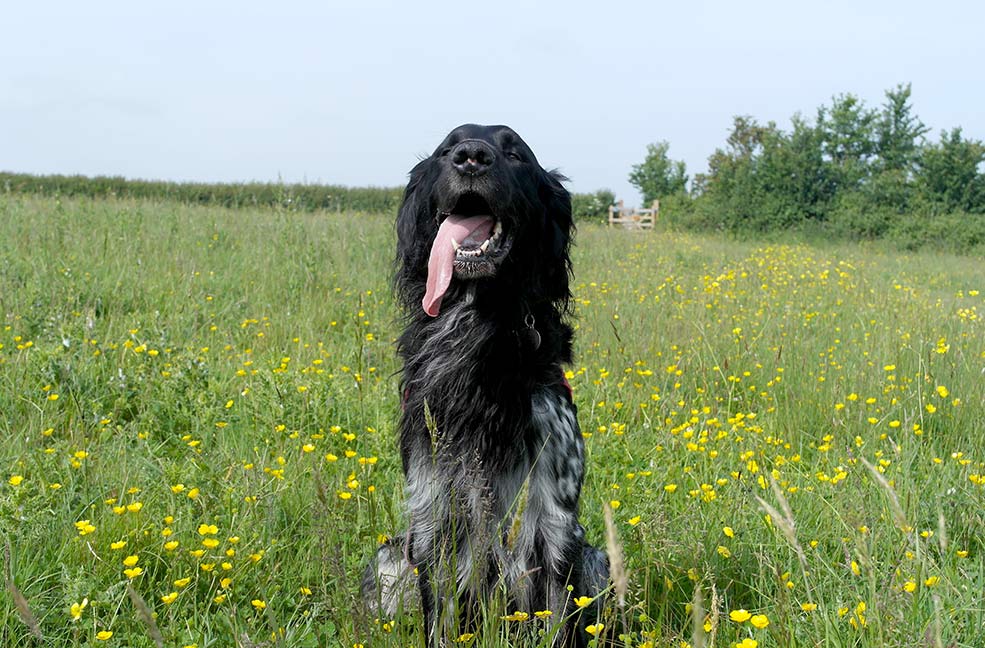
[0,194,983,648]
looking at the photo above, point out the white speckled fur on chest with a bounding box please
[405,387,585,609]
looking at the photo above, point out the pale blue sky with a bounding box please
[3,1,983,204]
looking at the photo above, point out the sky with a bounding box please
[3,0,984,205]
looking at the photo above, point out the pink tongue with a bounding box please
[423,214,494,316]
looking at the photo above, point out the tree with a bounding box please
[876,83,929,173]
[628,141,688,204]
[696,117,778,229]
[817,93,877,189]
[917,128,985,213]
[703,116,834,228]
[723,115,773,159]
[757,115,834,220]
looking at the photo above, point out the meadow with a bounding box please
[0,194,983,648]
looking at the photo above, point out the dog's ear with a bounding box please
[540,169,574,305]
[395,159,433,304]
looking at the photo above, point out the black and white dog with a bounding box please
[362,124,608,646]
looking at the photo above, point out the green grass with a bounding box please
[0,194,983,647]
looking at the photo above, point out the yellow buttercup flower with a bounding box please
[70,598,88,621]
[750,614,769,629]
[729,609,752,623]
[75,520,96,536]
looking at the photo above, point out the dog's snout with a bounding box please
[451,140,495,176]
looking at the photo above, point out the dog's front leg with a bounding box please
[547,553,588,648]
[416,563,442,648]
[411,526,460,647]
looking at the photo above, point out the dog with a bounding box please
[362,124,608,647]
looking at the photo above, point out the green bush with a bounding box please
[655,193,700,230]
[570,189,615,224]
[644,85,985,253]
[887,210,985,253]
[2,172,620,228]
[0,172,405,214]
[826,192,896,240]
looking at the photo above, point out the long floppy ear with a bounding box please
[539,169,574,307]
[394,159,433,306]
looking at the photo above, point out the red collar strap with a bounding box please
[560,373,573,401]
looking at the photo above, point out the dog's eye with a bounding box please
[506,152,524,162]
[439,148,452,158]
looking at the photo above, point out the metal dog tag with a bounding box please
[524,314,541,350]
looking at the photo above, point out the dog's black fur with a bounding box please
[362,124,608,646]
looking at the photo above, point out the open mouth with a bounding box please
[452,219,504,261]
[439,193,512,274]
[423,192,514,316]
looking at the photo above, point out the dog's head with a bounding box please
[395,124,573,317]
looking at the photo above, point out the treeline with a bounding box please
[0,172,616,223]
[632,84,985,252]
[0,172,405,214]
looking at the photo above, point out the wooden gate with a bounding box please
[607,199,658,229]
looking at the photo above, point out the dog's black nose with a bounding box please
[451,140,495,176]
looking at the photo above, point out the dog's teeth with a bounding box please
[493,221,502,237]
[451,237,460,251]
[480,239,490,252]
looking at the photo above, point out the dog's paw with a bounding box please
[360,536,418,618]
